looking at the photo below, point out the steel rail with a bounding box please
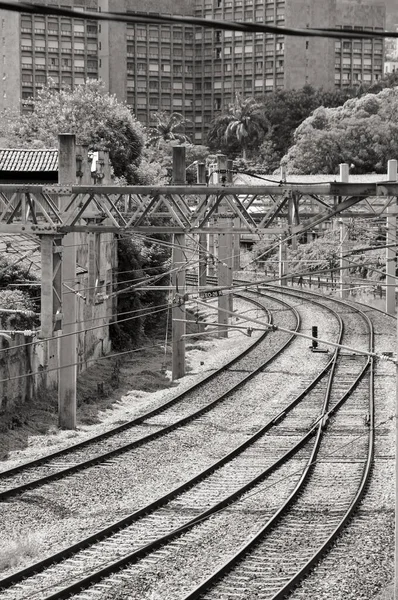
[0,294,267,482]
[0,292,345,593]
[180,289,374,600]
[35,293,370,600]
[0,293,296,500]
[0,292,346,599]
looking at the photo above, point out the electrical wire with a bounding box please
[1,1,397,39]
[0,304,171,356]
[0,337,172,387]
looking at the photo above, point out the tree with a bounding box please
[0,79,144,182]
[110,236,170,350]
[207,86,357,166]
[133,140,210,185]
[256,85,358,171]
[207,94,270,159]
[147,111,192,147]
[280,87,398,174]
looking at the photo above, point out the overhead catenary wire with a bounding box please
[190,297,395,363]
[0,338,173,387]
[0,303,171,356]
[1,1,397,40]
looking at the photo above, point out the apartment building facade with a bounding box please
[0,0,387,142]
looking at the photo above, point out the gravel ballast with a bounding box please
[0,292,395,600]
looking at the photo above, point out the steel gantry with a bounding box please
[0,141,397,429]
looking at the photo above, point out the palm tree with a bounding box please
[208,93,270,159]
[147,111,192,147]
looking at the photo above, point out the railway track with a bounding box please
[0,288,375,600]
[0,291,298,501]
[179,288,375,600]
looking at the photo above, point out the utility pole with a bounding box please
[279,235,287,286]
[171,146,186,380]
[197,162,207,292]
[339,163,349,299]
[278,165,287,286]
[227,159,235,313]
[386,160,397,315]
[58,134,77,429]
[39,235,62,387]
[215,154,232,337]
[391,161,398,600]
[288,191,299,251]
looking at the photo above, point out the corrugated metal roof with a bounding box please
[0,149,58,172]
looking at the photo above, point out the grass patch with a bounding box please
[0,530,46,573]
[0,313,212,461]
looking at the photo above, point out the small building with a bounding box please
[0,147,116,403]
[0,148,58,184]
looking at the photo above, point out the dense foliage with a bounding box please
[0,256,40,329]
[147,111,192,147]
[207,85,356,164]
[130,140,210,185]
[207,74,398,170]
[0,79,144,182]
[110,236,171,350]
[280,87,398,174]
[251,220,386,284]
[207,93,270,160]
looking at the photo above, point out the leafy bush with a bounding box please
[110,236,170,350]
[0,290,38,329]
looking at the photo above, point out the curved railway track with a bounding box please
[179,289,375,600]
[0,292,298,501]
[0,287,377,600]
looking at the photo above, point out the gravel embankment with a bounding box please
[1,294,394,600]
[287,307,396,600]
[67,297,379,600]
[0,294,337,579]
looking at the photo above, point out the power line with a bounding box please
[1,1,397,39]
[0,303,171,356]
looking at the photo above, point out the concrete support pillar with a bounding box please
[197,163,207,292]
[208,233,216,277]
[217,228,229,338]
[198,233,207,291]
[172,233,186,380]
[216,154,232,332]
[288,192,299,251]
[386,159,397,315]
[339,163,350,299]
[58,134,77,429]
[279,235,287,286]
[392,161,398,600]
[39,235,62,387]
[339,220,349,299]
[171,146,186,380]
[233,217,240,271]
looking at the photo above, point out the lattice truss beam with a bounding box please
[0,183,397,236]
